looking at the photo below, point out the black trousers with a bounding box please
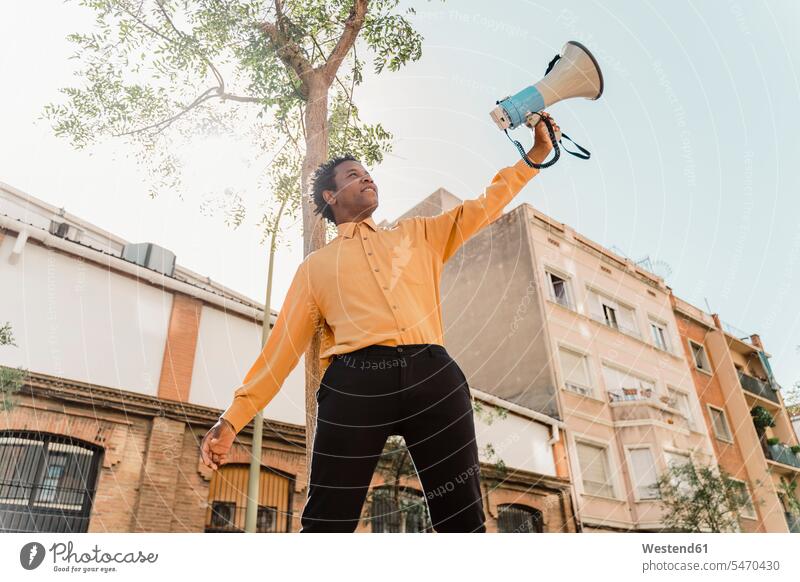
[300,343,486,533]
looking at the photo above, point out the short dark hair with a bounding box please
[310,154,359,226]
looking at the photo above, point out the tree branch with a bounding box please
[319,0,368,86]
[155,0,226,90]
[113,88,263,139]
[259,1,316,98]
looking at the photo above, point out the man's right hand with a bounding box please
[200,418,237,470]
[528,111,560,164]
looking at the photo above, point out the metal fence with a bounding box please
[368,487,432,533]
[0,431,102,533]
[738,372,780,405]
[497,504,543,533]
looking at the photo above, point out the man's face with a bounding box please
[325,160,378,222]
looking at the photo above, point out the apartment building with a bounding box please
[0,181,576,533]
[672,297,800,532]
[388,188,720,532]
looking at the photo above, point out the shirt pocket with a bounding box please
[394,257,430,287]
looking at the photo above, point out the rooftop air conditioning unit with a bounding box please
[121,242,176,277]
[49,220,82,242]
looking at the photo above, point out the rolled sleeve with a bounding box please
[420,158,539,263]
[220,260,320,434]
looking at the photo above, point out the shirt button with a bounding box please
[367,251,373,255]
[362,236,367,240]
[392,304,398,309]
[374,268,380,272]
[401,327,406,331]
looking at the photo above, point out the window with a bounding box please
[668,387,695,428]
[576,441,614,498]
[602,364,655,402]
[628,447,660,500]
[369,487,431,533]
[588,290,639,338]
[729,480,756,519]
[650,320,671,352]
[497,504,544,533]
[546,271,574,309]
[603,304,619,328]
[689,341,711,372]
[664,451,694,496]
[708,405,733,442]
[257,505,277,532]
[558,347,593,396]
[209,501,236,530]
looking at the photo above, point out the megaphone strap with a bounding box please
[545,53,561,75]
[559,132,591,160]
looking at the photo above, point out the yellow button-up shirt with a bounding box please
[221,158,539,433]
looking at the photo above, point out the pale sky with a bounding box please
[1,0,798,388]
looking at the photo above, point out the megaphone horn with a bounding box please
[490,40,603,169]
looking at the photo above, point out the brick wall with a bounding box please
[1,383,576,533]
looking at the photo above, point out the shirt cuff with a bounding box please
[511,156,541,182]
[220,406,252,435]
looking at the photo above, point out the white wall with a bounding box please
[190,304,307,426]
[0,233,171,395]
[474,408,556,476]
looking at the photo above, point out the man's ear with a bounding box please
[322,189,336,208]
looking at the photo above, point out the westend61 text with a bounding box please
[642,543,708,554]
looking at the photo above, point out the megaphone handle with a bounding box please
[506,115,561,169]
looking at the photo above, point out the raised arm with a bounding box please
[419,113,558,263]
[220,259,320,434]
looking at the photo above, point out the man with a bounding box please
[201,112,559,532]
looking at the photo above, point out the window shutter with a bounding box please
[577,442,612,497]
[628,448,659,499]
[559,348,589,387]
[710,408,731,440]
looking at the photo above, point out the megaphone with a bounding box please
[490,40,603,168]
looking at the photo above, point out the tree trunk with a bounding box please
[301,76,330,486]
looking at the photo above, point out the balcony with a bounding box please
[739,372,780,405]
[765,443,800,471]
[608,391,689,430]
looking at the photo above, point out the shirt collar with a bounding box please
[336,215,379,239]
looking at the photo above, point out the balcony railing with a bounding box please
[608,387,654,403]
[765,443,800,470]
[590,314,642,340]
[786,512,800,533]
[739,372,780,405]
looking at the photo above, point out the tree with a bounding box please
[0,322,27,412]
[653,461,755,532]
[363,435,432,532]
[776,476,800,516]
[44,0,430,530]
